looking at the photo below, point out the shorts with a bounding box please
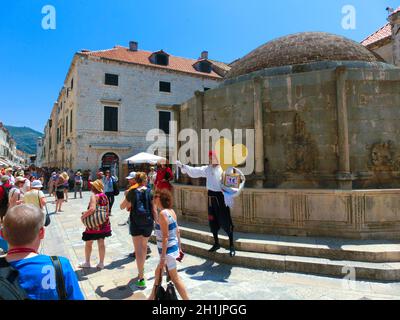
[56,191,64,200]
[165,255,177,270]
[129,222,153,238]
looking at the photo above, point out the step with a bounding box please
[177,221,400,263]
[149,236,400,281]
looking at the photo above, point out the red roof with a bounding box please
[79,46,224,79]
[361,23,391,47]
[389,7,400,16]
[361,7,400,48]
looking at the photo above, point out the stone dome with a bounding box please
[226,32,384,79]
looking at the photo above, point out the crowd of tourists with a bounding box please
[0,161,188,300]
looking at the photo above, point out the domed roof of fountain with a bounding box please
[226,32,385,79]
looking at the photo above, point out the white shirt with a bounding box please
[181,164,223,192]
[8,175,15,185]
[22,179,31,194]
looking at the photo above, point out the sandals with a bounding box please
[78,262,91,269]
[96,262,105,270]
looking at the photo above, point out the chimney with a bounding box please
[129,41,138,51]
[201,51,209,60]
[389,10,400,66]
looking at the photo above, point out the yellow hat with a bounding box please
[91,179,104,193]
[60,172,69,180]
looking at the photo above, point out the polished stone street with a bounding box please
[40,191,400,300]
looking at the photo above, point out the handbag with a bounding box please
[155,267,178,301]
[112,178,120,196]
[82,197,109,229]
[38,192,51,227]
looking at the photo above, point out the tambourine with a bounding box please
[220,167,246,197]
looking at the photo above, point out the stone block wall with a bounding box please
[174,184,400,239]
[177,65,400,190]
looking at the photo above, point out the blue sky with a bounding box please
[0,0,398,132]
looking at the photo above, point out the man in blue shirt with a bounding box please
[102,170,118,216]
[1,204,84,300]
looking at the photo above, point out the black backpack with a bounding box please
[134,189,151,217]
[0,256,67,300]
[0,257,29,300]
[112,178,120,196]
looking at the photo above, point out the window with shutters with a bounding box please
[104,106,118,132]
[159,111,171,135]
[65,117,68,136]
[105,73,119,86]
[70,110,73,133]
[159,81,171,93]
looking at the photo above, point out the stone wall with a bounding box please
[178,65,400,189]
[173,184,400,239]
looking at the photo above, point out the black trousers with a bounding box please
[207,190,234,237]
[105,192,115,213]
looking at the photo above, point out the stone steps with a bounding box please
[177,222,400,263]
[149,221,400,281]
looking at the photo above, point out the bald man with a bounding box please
[1,204,84,300]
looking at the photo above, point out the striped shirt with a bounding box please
[155,210,179,258]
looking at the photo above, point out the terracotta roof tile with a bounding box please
[79,46,227,79]
[361,23,392,47]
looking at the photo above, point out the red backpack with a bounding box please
[0,185,11,218]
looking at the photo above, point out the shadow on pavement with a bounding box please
[180,260,232,283]
[104,256,132,270]
[75,268,100,280]
[94,279,149,300]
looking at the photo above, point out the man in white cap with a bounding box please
[8,176,26,209]
[5,168,15,186]
[118,172,137,226]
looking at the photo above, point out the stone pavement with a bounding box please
[40,191,400,300]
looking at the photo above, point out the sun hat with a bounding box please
[126,172,137,180]
[1,175,9,183]
[15,176,26,183]
[91,179,104,193]
[31,180,43,189]
[60,172,69,180]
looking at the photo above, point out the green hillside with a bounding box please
[5,126,43,155]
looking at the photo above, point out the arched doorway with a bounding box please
[101,152,119,177]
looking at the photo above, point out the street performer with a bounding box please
[176,151,235,257]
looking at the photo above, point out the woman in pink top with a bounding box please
[78,179,112,270]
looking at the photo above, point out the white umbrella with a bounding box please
[123,152,166,164]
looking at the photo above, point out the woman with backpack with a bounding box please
[55,173,66,213]
[78,179,111,270]
[122,172,154,289]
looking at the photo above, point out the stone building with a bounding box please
[0,122,24,167]
[41,42,230,179]
[362,7,400,66]
[171,32,400,239]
